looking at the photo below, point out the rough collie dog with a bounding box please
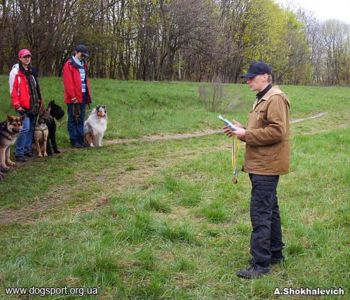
[46,100,64,155]
[84,105,107,147]
[33,110,50,157]
[0,115,24,172]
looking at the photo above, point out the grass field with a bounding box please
[0,76,349,299]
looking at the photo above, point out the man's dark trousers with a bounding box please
[249,174,284,267]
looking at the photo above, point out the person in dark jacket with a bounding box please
[224,61,290,279]
[9,49,43,161]
[62,44,92,148]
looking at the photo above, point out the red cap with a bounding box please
[18,49,32,58]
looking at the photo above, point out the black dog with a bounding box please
[46,100,65,156]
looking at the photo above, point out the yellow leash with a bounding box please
[231,132,240,185]
[219,114,241,184]
[231,136,240,184]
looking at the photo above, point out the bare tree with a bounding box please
[0,0,349,85]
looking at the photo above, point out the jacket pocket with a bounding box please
[255,108,266,121]
[255,144,278,159]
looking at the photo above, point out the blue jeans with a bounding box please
[67,94,87,145]
[15,113,37,157]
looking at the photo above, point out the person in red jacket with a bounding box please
[9,48,43,161]
[62,44,92,148]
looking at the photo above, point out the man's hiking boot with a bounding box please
[271,256,285,265]
[248,255,285,266]
[236,264,270,279]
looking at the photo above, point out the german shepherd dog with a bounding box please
[33,110,50,157]
[46,100,64,155]
[0,115,24,174]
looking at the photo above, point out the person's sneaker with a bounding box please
[72,142,83,148]
[236,264,270,279]
[15,156,27,162]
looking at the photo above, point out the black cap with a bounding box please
[241,61,272,79]
[75,44,89,57]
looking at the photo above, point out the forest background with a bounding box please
[1,0,349,85]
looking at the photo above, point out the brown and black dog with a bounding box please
[33,109,51,157]
[0,115,24,174]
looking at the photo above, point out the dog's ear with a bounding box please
[7,115,12,121]
[16,115,26,122]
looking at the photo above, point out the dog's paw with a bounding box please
[43,153,48,157]
[7,161,15,166]
[0,165,11,172]
[38,154,43,157]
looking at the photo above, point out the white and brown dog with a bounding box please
[84,105,107,147]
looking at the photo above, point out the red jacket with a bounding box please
[10,65,31,110]
[62,58,92,104]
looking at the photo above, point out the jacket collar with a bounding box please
[256,84,272,101]
[12,63,27,77]
[69,56,85,69]
[253,86,290,109]
[261,86,283,100]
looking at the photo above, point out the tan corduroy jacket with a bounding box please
[242,87,290,175]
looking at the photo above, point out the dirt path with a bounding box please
[105,129,222,145]
[104,112,328,145]
[290,112,327,124]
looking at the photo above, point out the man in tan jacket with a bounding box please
[224,61,290,279]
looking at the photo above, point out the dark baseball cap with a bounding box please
[241,61,272,79]
[75,44,89,57]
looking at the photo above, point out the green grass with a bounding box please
[0,78,349,299]
[1,76,350,143]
